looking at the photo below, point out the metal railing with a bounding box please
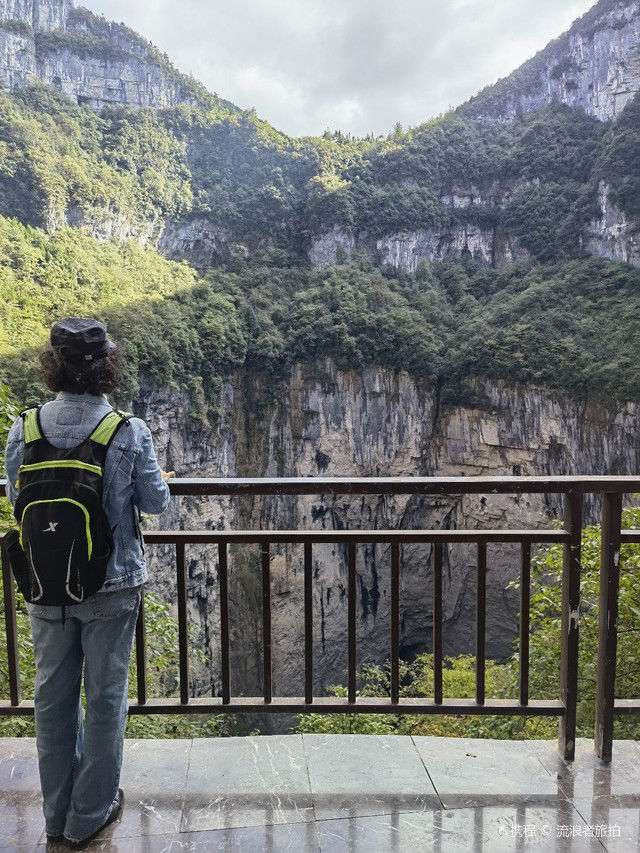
[2,475,640,762]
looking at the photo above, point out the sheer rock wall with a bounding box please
[135,361,640,698]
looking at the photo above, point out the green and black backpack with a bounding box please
[6,406,131,607]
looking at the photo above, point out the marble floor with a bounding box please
[2,735,640,852]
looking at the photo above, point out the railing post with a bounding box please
[219,540,231,704]
[519,541,531,706]
[135,592,147,705]
[176,542,189,704]
[390,541,400,704]
[476,542,487,705]
[1,535,21,706]
[595,492,622,762]
[558,491,582,761]
[432,542,443,705]
[262,542,272,703]
[347,541,357,704]
[304,541,313,705]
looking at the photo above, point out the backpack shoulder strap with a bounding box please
[89,409,132,447]
[21,407,43,444]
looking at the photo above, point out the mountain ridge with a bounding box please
[0,0,638,271]
[1,0,639,130]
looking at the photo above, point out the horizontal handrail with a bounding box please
[0,697,565,716]
[164,476,640,495]
[5,476,638,496]
[144,529,569,544]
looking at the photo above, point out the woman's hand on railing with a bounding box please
[161,470,175,483]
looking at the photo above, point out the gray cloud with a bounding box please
[79,0,595,137]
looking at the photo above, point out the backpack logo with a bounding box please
[43,522,59,533]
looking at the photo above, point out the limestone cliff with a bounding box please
[308,184,533,271]
[309,223,529,271]
[135,362,640,698]
[585,180,640,265]
[462,0,640,123]
[0,1,206,109]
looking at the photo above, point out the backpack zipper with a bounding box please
[19,461,103,476]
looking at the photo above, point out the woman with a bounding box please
[4,317,174,848]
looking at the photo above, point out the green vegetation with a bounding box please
[0,84,192,229]
[296,507,640,740]
[3,85,627,410]
[0,382,18,530]
[0,217,246,409]
[0,83,621,259]
[302,103,606,253]
[2,216,639,413]
[167,108,312,245]
[35,30,131,64]
[0,34,637,407]
[0,19,33,38]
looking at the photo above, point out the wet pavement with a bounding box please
[2,735,639,851]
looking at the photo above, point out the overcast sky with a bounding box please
[80,0,595,138]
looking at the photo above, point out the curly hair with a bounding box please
[39,345,125,395]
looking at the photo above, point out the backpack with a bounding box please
[6,405,131,607]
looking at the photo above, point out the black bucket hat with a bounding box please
[51,317,116,361]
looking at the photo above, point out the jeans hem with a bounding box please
[64,799,115,844]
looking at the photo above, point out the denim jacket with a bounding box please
[4,392,170,591]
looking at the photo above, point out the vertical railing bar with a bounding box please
[595,491,622,762]
[262,542,272,704]
[348,541,357,704]
[219,539,231,704]
[390,541,400,704]
[433,542,443,705]
[304,541,313,705]
[558,490,582,762]
[176,541,189,705]
[135,592,147,705]
[476,542,487,705]
[519,541,531,706]
[1,536,21,706]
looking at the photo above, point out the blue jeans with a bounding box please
[28,586,141,841]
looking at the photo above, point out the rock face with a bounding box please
[308,184,532,271]
[375,225,528,271]
[586,180,640,266]
[136,361,640,700]
[0,0,202,110]
[0,28,35,91]
[158,218,250,268]
[464,0,640,122]
[308,226,357,269]
[35,48,188,111]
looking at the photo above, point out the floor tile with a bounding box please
[316,804,603,853]
[539,745,640,853]
[412,737,563,808]
[39,822,319,852]
[0,737,44,851]
[181,735,314,832]
[303,733,440,821]
[5,734,640,852]
[111,739,192,838]
[569,801,640,853]
[0,737,39,790]
[535,739,640,802]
